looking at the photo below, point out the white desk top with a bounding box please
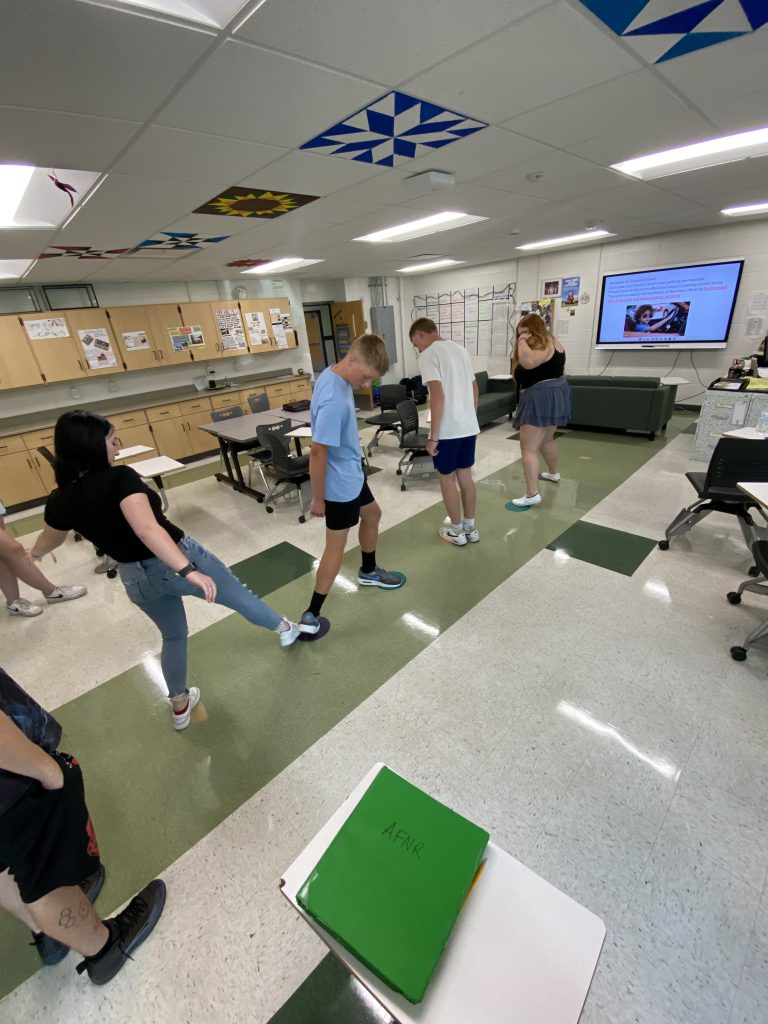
[286,426,312,438]
[724,427,767,440]
[130,455,185,476]
[738,482,768,508]
[115,444,154,460]
[268,407,312,425]
[489,373,514,380]
[660,376,690,386]
[281,763,604,1024]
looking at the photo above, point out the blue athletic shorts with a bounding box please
[432,436,476,475]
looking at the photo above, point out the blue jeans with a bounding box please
[118,536,282,698]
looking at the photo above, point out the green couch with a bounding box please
[475,371,516,426]
[566,375,676,439]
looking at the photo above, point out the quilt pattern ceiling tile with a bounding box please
[129,231,231,256]
[38,246,132,260]
[300,91,488,168]
[580,0,767,62]
[193,188,319,218]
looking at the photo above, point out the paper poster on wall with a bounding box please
[561,277,580,308]
[541,278,561,298]
[439,302,450,327]
[465,291,479,321]
[168,325,205,351]
[450,324,464,344]
[478,322,492,356]
[478,299,491,321]
[122,330,150,350]
[451,301,464,323]
[273,323,288,349]
[556,319,570,336]
[269,307,282,325]
[464,322,478,351]
[749,292,768,315]
[279,311,292,329]
[78,328,117,369]
[244,311,269,345]
[215,307,247,350]
[23,317,69,340]
[746,316,765,339]
[426,302,439,320]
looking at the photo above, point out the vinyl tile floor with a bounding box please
[2,412,767,1024]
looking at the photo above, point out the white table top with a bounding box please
[489,373,514,380]
[267,407,312,425]
[130,455,185,476]
[281,763,604,1024]
[198,411,288,441]
[724,427,767,440]
[286,426,312,438]
[660,376,690,386]
[115,444,154,460]
[738,482,768,508]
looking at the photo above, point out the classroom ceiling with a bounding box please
[1,0,767,287]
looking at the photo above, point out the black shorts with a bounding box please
[324,481,376,531]
[0,753,101,904]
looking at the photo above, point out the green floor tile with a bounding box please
[682,422,698,435]
[547,521,657,576]
[507,430,566,440]
[230,541,316,595]
[269,954,395,1024]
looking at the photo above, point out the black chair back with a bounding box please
[211,406,244,421]
[247,393,269,414]
[707,438,768,490]
[257,426,304,476]
[37,445,56,467]
[396,399,420,441]
[753,540,768,577]
[379,384,407,412]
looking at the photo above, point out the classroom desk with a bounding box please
[130,455,185,512]
[285,425,312,456]
[198,411,305,500]
[115,444,154,460]
[725,427,767,441]
[738,482,768,509]
[281,763,605,1024]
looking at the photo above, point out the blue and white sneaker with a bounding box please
[357,566,403,589]
[277,619,302,646]
[299,611,321,634]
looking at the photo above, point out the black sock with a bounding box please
[361,550,377,574]
[87,920,117,962]
[307,591,327,617]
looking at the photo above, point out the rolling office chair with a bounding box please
[255,423,310,523]
[658,437,768,556]
[728,540,768,661]
[395,399,432,492]
[364,384,407,456]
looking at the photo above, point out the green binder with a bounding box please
[297,766,489,1003]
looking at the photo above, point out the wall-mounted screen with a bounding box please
[595,260,744,350]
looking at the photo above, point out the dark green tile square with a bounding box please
[269,954,395,1024]
[682,422,697,435]
[547,521,656,576]
[507,430,566,440]
[364,464,382,477]
[230,541,315,594]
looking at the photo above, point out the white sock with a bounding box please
[463,518,475,531]
[451,523,463,534]
[276,618,290,632]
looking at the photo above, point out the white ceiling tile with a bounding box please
[501,70,691,148]
[0,230,57,261]
[568,110,714,166]
[25,258,101,284]
[700,91,768,134]
[0,107,140,169]
[113,126,287,183]
[403,1,640,124]
[657,25,768,107]
[471,150,626,201]
[652,156,768,200]
[0,0,214,120]
[398,184,551,219]
[158,40,382,147]
[404,127,551,182]
[236,0,549,84]
[237,149,385,195]
[86,257,191,282]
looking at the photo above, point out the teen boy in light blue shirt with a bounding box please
[301,334,403,632]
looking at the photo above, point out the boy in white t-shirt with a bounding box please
[409,318,480,546]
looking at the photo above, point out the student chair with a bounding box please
[395,399,432,492]
[658,437,768,557]
[255,424,310,523]
[728,540,768,661]
[247,393,269,414]
[364,384,407,456]
[210,406,244,421]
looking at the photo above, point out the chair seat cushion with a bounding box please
[365,411,400,425]
[686,471,751,502]
[401,432,428,449]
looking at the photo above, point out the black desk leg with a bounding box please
[215,438,236,486]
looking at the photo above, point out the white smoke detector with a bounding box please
[404,170,456,192]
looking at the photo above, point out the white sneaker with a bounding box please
[172,687,201,731]
[511,494,542,507]
[8,598,44,617]
[439,527,467,546]
[277,619,302,647]
[539,472,560,483]
[45,585,87,604]
[464,528,480,543]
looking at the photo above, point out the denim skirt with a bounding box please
[513,376,572,429]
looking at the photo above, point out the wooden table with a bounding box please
[130,455,185,512]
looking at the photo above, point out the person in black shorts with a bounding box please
[0,666,165,984]
[300,335,404,633]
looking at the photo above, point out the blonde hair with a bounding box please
[350,333,389,376]
[511,313,554,371]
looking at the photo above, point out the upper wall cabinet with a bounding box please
[63,309,125,377]
[0,316,45,390]
[106,305,163,371]
[16,311,88,383]
[143,304,194,365]
[178,301,225,361]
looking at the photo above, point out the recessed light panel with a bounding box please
[354,211,487,244]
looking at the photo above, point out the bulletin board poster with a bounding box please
[169,325,205,351]
[522,298,554,332]
[244,311,269,345]
[78,328,118,369]
[122,330,150,350]
[215,307,247,351]
[541,279,561,298]
[23,317,69,340]
[561,277,580,308]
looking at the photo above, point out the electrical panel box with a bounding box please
[370,305,397,368]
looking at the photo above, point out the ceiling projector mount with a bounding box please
[404,170,456,192]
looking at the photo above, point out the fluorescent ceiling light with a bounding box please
[722,200,768,217]
[354,211,488,244]
[612,126,768,181]
[241,257,324,275]
[397,258,465,273]
[517,229,613,251]
[0,165,35,227]
[0,259,33,280]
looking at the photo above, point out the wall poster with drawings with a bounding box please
[412,283,516,357]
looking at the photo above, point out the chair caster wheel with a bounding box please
[266,506,274,514]
[396,469,402,475]
[401,484,406,492]
[727,592,741,604]
[748,565,759,577]
[107,569,117,579]
[256,496,264,504]
[299,515,306,524]
[730,646,747,661]
[658,540,669,550]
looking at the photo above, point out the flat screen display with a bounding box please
[595,260,744,350]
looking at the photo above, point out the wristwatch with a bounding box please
[177,561,197,578]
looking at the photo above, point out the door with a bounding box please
[185,410,220,456]
[144,304,194,365]
[239,298,278,353]
[148,416,190,460]
[17,311,84,382]
[331,300,366,357]
[0,316,45,389]
[304,310,325,373]
[179,302,223,361]
[65,309,125,377]
[106,307,161,371]
[0,451,48,505]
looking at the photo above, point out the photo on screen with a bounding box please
[623,301,690,339]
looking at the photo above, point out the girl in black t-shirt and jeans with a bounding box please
[31,412,304,731]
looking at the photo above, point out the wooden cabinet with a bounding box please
[147,407,217,459]
[238,299,276,353]
[116,424,155,464]
[106,307,161,372]
[110,409,148,431]
[290,378,312,401]
[179,396,212,417]
[0,449,47,505]
[210,391,245,411]
[185,410,218,456]
[209,301,250,357]
[147,416,187,460]
[266,296,298,350]
[144,304,193,365]
[64,309,125,377]
[0,317,45,390]
[264,382,292,409]
[17,311,84,383]
[178,302,221,361]
[146,402,182,424]
[0,434,26,456]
